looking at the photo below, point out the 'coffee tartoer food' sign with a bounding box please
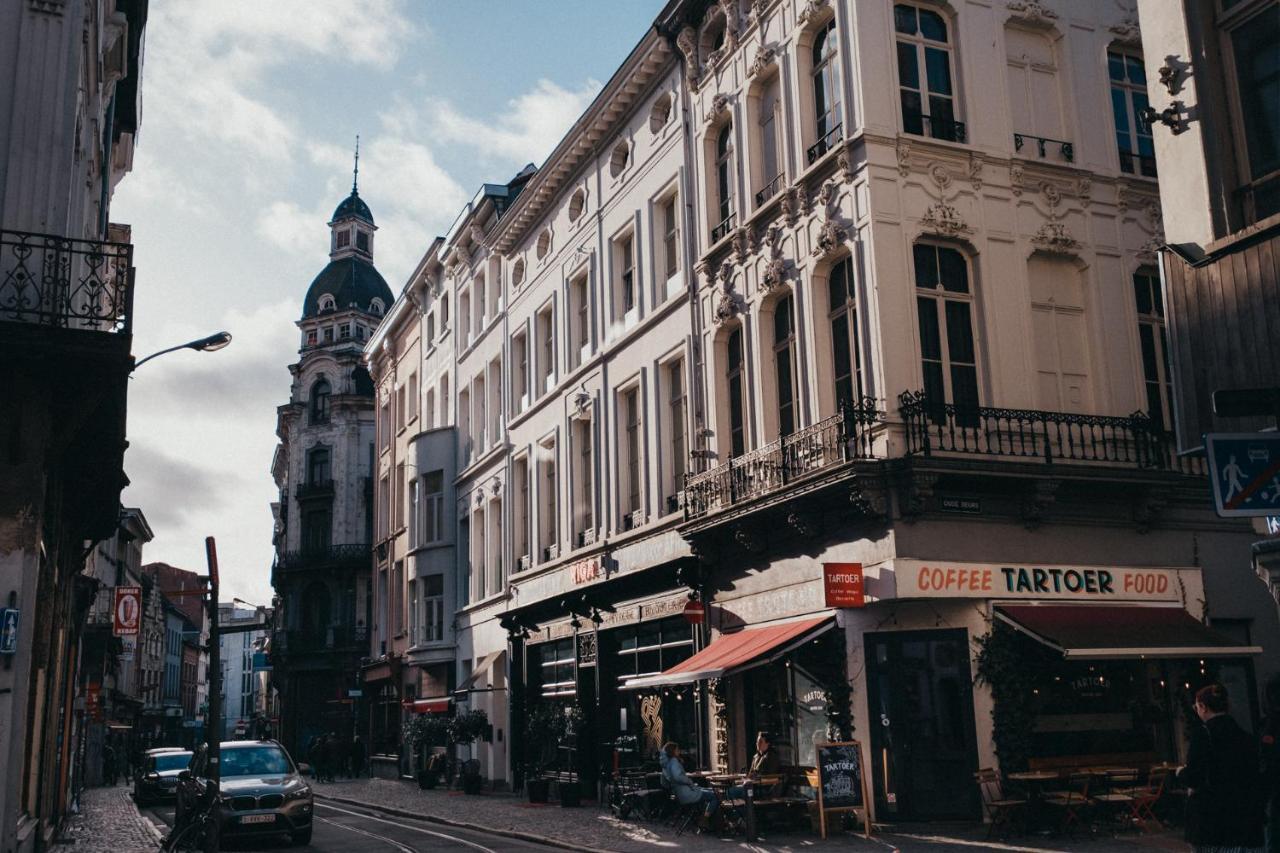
[893,559,1187,602]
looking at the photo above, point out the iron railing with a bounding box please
[806,123,844,165]
[277,542,371,571]
[905,113,967,144]
[684,397,881,520]
[755,172,787,207]
[1119,150,1158,178]
[1014,133,1074,162]
[0,228,133,333]
[295,479,335,499]
[898,391,1204,475]
[281,624,368,653]
[710,212,736,244]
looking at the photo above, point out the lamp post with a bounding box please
[132,331,232,371]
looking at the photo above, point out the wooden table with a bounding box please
[1007,770,1062,834]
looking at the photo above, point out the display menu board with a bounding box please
[813,741,871,838]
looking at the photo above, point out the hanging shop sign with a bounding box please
[813,740,872,839]
[113,586,142,636]
[570,556,603,585]
[893,559,1189,602]
[823,563,865,608]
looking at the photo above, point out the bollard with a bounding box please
[744,779,756,841]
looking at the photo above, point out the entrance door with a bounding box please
[866,629,979,821]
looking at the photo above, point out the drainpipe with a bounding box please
[99,93,116,239]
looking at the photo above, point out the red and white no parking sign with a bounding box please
[113,586,142,636]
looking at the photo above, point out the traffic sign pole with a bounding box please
[205,536,221,788]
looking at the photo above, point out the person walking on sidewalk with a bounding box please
[103,741,117,787]
[350,735,366,778]
[1177,683,1265,853]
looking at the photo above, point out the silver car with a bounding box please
[176,740,313,845]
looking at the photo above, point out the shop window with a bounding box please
[895,3,963,142]
[914,243,979,422]
[828,256,864,408]
[1108,49,1156,177]
[538,638,577,699]
[772,294,799,437]
[1133,268,1172,429]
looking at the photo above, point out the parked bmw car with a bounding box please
[176,740,313,845]
[134,748,193,805]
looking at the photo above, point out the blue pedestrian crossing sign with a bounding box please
[0,608,19,655]
[1206,433,1280,518]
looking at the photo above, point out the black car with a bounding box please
[176,740,313,845]
[135,748,193,805]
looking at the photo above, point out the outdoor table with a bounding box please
[1006,770,1062,834]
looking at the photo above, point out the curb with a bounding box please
[314,790,616,853]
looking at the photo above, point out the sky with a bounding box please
[115,1,665,607]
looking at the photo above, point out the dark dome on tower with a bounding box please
[302,257,392,319]
[331,190,374,225]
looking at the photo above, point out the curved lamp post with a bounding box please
[132,331,232,371]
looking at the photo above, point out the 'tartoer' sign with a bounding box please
[893,559,1187,602]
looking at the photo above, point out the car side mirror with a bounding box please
[298,763,312,777]
[178,770,192,782]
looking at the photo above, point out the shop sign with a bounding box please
[569,556,602,585]
[823,563,865,608]
[113,586,142,636]
[940,495,981,514]
[894,559,1186,601]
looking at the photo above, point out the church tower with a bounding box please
[269,147,393,755]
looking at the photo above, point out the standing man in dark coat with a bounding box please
[1177,683,1265,852]
[1259,676,1280,853]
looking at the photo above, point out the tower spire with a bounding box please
[352,135,360,195]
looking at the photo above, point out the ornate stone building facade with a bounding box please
[270,174,390,757]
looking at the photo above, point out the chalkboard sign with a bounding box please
[813,741,871,838]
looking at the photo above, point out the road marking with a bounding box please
[315,801,498,853]
[887,833,1069,852]
[315,815,414,853]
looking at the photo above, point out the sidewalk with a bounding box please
[313,776,1192,852]
[63,784,161,852]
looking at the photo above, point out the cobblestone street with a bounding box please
[65,784,160,853]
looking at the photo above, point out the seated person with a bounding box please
[659,742,718,823]
[729,731,783,801]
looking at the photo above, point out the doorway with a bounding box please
[865,629,979,821]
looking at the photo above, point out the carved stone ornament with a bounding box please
[733,525,764,552]
[968,153,984,191]
[811,219,847,258]
[1031,221,1080,254]
[748,45,776,79]
[1076,177,1093,207]
[749,0,770,28]
[469,224,486,246]
[797,0,829,25]
[1021,479,1061,531]
[1143,200,1163,231]
[896,140,912,177]
[475,491,486,508]
[706,92,731,125]
[1006,0,1058,27]
[849,481,888,520]
[1010,163,1025,196]
[677,26,700,90]
[758,225,788,293]
[1109,16,1142,47]
[29,0,65,13]
[818,179,839,211]
[929,164,952,191]
[777,184,801,226]
[732,226,751,265]
[572,383,591,419]
[787,511,817,538]
[491,477,503,497]
[1040,180,1063,209]
[838,146,855,183]
[712,262,742,325]
[719,0,740,50]
[899,470,938,522]
[920,201,972,237]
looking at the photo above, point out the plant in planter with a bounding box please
[448,710,490,794]
[556,704,585,808]
[402,715,449,789]
[521,704,560,803]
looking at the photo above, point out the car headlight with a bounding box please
[284,785,311,802]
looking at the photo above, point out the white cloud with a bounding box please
[257,200,329,256]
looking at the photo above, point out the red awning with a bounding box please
[995,605,1262,660]
[403,698,451,714]
[621,615,834,691]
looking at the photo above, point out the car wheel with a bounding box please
[291,827,313,846]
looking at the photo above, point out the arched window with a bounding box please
[319,294,336,313]
[310,377,331,424]
[512,259,526,287]
[307,446,331,485]
[725,325,747,457]
[1133,267,1172,428]
[568,189,586,222]
[772,294,798,437]
[536,229,552,260]
[895,3,961,141]
[914,243,979,421]
[370,298,385,316]
[609,141,630,177]
[827,256,863,406]
[810,18,842,161]
[713,124,735,239]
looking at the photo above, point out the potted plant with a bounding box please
[556,705,585,808]
[402,715,448,789]
[522,704,559,803]
[448,710,490,794]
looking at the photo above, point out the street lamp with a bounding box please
[132,331,232,371]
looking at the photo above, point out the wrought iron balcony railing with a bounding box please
[754,172,787,208]
[277,542,371,572]
[295,479,334,500]
[1014,133,1074,162]
[280,624,367,654]
[710,212,736,244]
[898,391,1204,475]
[905,113,967,144]
[806,123,844,165]
[1119,150,1158,178]
[0,228,133,333]
[683,397,881,520]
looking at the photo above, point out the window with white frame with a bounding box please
[620,386,643,526]
[538,438,558,560]
[756,75,785,202]
[573,417,595,545]
[459,386,471,463]
[427,312,435,343]
[660,194,680,283]
[408,579,418,645]
[1133,268,1173,429]
[536,303,556,395]
[1223,2,1280,221]
[408,478,420,548]
[473,372,486,452]
[772,293,799,437]
[487,497,503,594]
[725,327,747,458]
[457,514,470,607]
[475,274,487,334]
[425,388,436,430]
[487,357,502,444]
[423,470,444,544]
[895,3,962,142]
[395,462,406,530]
[665,357,687,514]
[408,372,418,422]
[613,232,636,323]
[828,256,864,407]
[440,374,449,425]
[808,17,843,162]
[712,124,735,240]
[470,504,486,601]
[1108,49,1156,177]
[570,273,590,368]
[914,243,980,421]
[512,329,529,414]
[513,456,530,564]
[422,575,444,643]
[397,385,406,431]
[459,288,471,347]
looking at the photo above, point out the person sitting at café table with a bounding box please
[659,742,719,827]
[728,731,783,801]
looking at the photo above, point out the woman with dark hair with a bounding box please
[1177,683,1265,852]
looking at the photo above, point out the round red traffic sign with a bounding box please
[683,599,705,624]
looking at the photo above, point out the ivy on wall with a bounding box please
[973,621,1058,774]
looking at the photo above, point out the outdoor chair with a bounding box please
[1125,769,1167,828]
[1092,770,1139,830]
[671,798,703,836]
[975,768,1027,839]
[1043,771,1092,836]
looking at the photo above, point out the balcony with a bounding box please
[276,542,371,573]
[904,113,967,144]
[279,624,368,655]
[1119,150,1158,178]
[684,397,881,521]
[0,228,134,333]
[710,212,736,244]
[806,123,843,166]
[898,391,1203,476]
[1013,133,1074,163]
[754,172,787,208]
[295,479,334,500]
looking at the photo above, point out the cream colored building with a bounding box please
[366,0,1275,817]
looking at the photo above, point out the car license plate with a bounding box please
[239,814,275,825]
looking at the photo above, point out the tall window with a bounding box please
[475,275,487,333]
[616,234,635,318]
[662,196,680,280]
[758,77,783,194]
[539,441,558,560]
[470,506,486,601]
[422,575,443,642]
[408,373,418,423]
[512,330,529,414]
[310,378,331,424]
[623,388,642,519]
[380,400,391,451]
[408,478,420,548]
[726,328,747,457]
[1227,3,1280,220]
[667,359,687,511]
[715,124,735,235]
[1134,269,1173,429]
[895,3,960,141]
[301,508,331,552]
[307,447,331,484]
[422,470,444,544]
[1109,50,1155,177]
[773,294,798,437]
[811,19,841,152]
[574,419,594,542]
[408,579,418,645]
[571,275,590,368]
[914,244,979,420]
[395,462,406,530]
[514,456,530,562]
[828,256,863,406]
[537,304,555,395]
[459,289,471,347]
